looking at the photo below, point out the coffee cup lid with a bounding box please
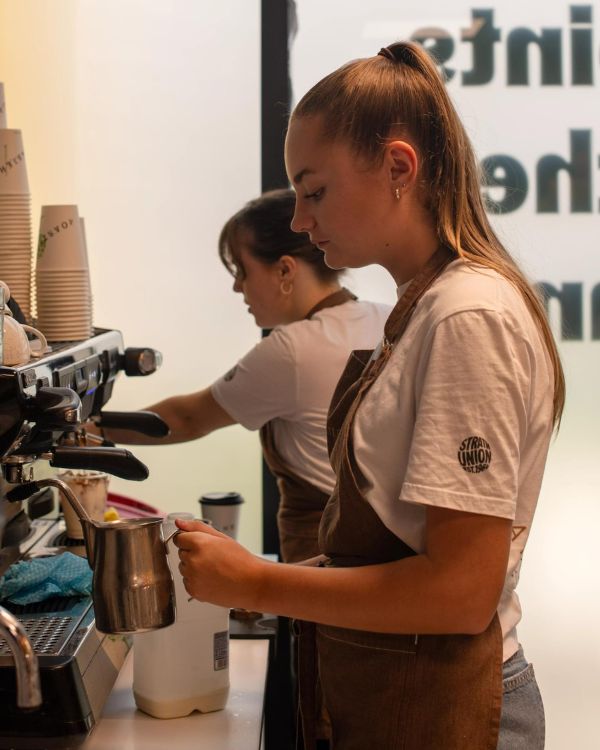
[199,492,244,506]
[166,512,195,521]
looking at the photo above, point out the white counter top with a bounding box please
[84,639,269,750]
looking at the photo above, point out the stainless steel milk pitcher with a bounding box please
[21,477,178,634]
[82,515,177,634]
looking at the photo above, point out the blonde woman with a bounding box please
[175,42,563,750]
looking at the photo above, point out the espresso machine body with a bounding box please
[0,328,163,747]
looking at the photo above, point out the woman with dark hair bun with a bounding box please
[99,188,390,564]
[173,42,563,750]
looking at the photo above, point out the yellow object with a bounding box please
[103,507,120,522]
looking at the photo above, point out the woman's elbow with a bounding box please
[459,589,503,635]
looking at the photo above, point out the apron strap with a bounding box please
[382,246,454,349]
[305,287,357,320]
[294,619,318,750]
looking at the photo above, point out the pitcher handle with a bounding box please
[163,528,181,547]
[163,528,195,602]
[163,519,211,547]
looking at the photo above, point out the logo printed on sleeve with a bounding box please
[223,366,237,382]
[511,525,527,541]
[457,436,492,473]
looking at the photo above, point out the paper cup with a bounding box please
[58,470,110,539]
[0,130,30,194]
[37,205,88,271]
[198,492,244,539]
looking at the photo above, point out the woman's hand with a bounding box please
[173,519,266,609]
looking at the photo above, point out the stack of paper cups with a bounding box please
[35,205,93,342]
[0,128,32,320]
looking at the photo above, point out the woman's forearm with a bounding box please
[254,554,490,635]
[251,510,510,634]
[97,388,236,445]
[176,489,511,637]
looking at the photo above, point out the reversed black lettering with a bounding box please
[536,130,592,213]
[412,27,456,82]
[591,283,600,340]
[461,9,501,86]
[571,5,594,84]
[482,155,529,213]
[507,28,562,85]
[537,282,583,340]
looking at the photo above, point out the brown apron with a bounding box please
[296,247,503,750]
[259,287,358,564]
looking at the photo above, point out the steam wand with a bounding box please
[7,477,92,525]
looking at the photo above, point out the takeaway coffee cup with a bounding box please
[198,492,244,539]
[58,470,110,539]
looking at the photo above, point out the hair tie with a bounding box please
[377,46,396,62]
[377,42,420,68]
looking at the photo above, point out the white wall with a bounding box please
[292,1,600,748]
[0,0,263,551]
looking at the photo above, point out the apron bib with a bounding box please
[296,248,503,750]
[259,287,357,564]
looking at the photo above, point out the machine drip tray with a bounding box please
[0,594,130,747]
[0,596,91,656]
[2,595,84,616]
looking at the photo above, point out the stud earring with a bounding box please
[395,187,401,201]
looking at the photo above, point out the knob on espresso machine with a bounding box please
[120,347,162,377]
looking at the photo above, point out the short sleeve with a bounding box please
[400,310,531,520]
[211,329,298,430]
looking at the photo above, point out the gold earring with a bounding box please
[395,187,401,201]
[280,280,293,295]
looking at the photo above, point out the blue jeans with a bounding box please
[498,646,545,749]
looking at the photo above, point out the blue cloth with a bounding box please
[0,552,93,605]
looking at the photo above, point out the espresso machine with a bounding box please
[0,327,167,748]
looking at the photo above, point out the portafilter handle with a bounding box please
[92,410,169,438]
[50,446,149,481]
[5,445,149,484]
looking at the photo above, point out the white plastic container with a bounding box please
[132,513,230,718]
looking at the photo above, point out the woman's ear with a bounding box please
[278,255,298,281]
[386,140,418,193]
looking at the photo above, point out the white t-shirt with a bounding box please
[211,299,391,493]
[353,261,554,661]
